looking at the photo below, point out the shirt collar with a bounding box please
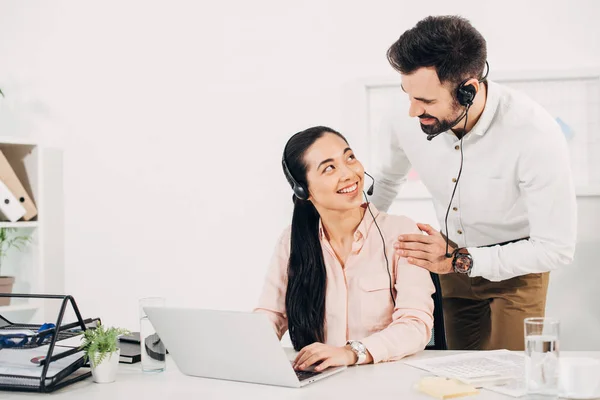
[318,203,380,243]
[469,80,501,137]
[443,80,501,140]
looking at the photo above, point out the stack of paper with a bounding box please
[405,350,527,398]
[0,345,84,386]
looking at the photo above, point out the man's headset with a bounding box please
[281,139,394,305]
[427,61,489,257]
[426,61,490,141]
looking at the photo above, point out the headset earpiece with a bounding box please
[455,61,489,108]
[281,155,309,201]
[457,81,476,107]
[292,184,308,201]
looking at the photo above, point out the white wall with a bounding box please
[0,0,598,347]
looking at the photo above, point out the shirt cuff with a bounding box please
[360,336,388,364]
[466,246,492,280]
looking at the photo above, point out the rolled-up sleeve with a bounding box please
[369,111,412,212]
[253,228,291,340]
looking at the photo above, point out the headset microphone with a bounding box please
[427,132,444,141]
[425,108,469,141]
[364,171,375,196]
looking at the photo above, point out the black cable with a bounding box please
[363,192,395,307]
[443,104,470,258]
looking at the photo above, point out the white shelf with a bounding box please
[0,303,38,312]
[0,138,64,324]
[0,221,39,228]
[0,303,39,322]
[0,136,38,146]
[576,186,600,197]
[0,138,57,324]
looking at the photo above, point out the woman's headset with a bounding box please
[281,136,395,306]
[281,152,309,201]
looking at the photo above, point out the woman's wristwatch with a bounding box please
[346,340,367,365]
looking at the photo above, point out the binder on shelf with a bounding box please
[0,293,101,393]
[0,149,37,221]
[0,180,26,222]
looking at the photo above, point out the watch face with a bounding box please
[454,254,472,273]
[351,341,366,353]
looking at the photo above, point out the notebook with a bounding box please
[118,332,141,364]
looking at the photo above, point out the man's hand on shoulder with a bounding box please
[394,223,455,274]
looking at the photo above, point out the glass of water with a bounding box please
[524,317,560,398]
[139,297,167,372]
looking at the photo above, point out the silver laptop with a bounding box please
[143,306,346,388]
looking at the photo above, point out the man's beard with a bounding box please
[418,104,465,135]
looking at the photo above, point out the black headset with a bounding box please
[456,79,477,107]
[281,153,309,201]
[457,60,489,107]
[281,138,394,305]
[426,61,489,142]
[282,136,375,201]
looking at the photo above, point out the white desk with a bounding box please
[4,350,600,399]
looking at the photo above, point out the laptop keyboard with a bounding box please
[295,370,322,382]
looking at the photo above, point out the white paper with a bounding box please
[404,350,525,387]
[0,329,36,336]
[55,334,84,349]
[482,378,527,398]
[0,345,84,379]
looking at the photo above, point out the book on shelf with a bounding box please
[0,149,37,221]
[0,180,25,222]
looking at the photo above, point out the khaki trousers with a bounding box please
[439,272,550,350]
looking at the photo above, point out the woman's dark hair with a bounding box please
[387,15,487,85]
[282,126,348,350]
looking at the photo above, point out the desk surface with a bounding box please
[4,350,600,399]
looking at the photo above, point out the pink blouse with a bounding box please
[254,204,435,363]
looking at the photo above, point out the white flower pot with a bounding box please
[90,349,120,383]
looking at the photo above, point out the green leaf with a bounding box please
[0,227,32,275]
[78,324,130,367]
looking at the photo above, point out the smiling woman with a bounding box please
[253,126,436,372]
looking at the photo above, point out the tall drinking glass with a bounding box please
[139,297,167,372]
[524,317,560,399]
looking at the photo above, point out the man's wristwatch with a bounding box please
[346,340,367,365]
[452,248,473,274]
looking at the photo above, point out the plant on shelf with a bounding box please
[79,324,130,383]
[0,228,32,306]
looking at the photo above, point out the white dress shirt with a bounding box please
[370,80,577,282]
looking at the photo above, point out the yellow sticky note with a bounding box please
[416,376,479,399]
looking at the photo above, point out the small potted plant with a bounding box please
[79,324,130,383]
[0,227,32,306]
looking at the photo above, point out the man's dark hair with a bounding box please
[387,15,487,86]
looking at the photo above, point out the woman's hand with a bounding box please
[292,343,357,372]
